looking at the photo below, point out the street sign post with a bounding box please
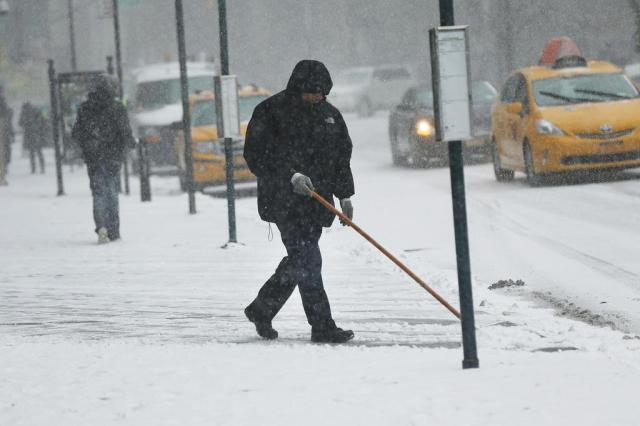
[216,0,239,245]
[433,0,480,370]
[137,137,151,202]
[110,1,131,196]
[214,75,239,244]
[47,60,64,196]
[174,0,196,214]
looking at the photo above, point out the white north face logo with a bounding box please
[325,117,335,124]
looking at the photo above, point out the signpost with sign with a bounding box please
[430,9,479,370]
[214,75,240,244]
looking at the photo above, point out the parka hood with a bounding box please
[86,74,117,108]
[286,60,333,96]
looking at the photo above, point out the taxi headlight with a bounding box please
[415,119,434,137]
[193,140,223,155]
[535,119,565,136]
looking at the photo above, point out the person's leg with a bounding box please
[105,161,121,240]
[246,256,298,321]
[37,148,45,173]
[88,163,109,236]
[246,222,306,322]
[284,223,354,342]
[29,148,36,174]
[0,160,6,184]
[286,224,335,330]
[246,222,326,339]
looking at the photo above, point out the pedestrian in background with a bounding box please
[243,60,356,344]
[72,74,134,244]
[19,102,46,174]
[0,85,15,186]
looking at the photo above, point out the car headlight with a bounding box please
[415,119,434,137]
[193,140,223,155]
[535,119,565,136]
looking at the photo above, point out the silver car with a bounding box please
[328,65,415,117]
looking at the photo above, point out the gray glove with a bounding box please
[291,172,315,196]
[340,198,353,225]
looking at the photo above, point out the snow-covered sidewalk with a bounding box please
[1,148,639,425]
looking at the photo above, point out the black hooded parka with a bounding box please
[243,60,355,227]
[72,81,133,165]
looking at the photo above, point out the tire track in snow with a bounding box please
[473,198,639,290]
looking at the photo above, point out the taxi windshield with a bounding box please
[532,73,639,107]
[135,76,213,110]
[191,95,269,127]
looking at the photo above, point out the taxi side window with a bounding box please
[513,75,529,113]
[500,76,519,103]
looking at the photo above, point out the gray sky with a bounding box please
[2,0,639,102]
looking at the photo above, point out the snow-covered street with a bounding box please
[346,112,640,333]
[1,113,640,425]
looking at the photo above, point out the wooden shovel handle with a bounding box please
[310,191,461,319]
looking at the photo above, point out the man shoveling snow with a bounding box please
[243,60,356,344]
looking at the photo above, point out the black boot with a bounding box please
[311,325,354,343]
[245,306,278,340]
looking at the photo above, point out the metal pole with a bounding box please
[175,0,196,214]
[106,56,124,194]
[143,138,151,201]
[106,55,114,75]
[47,60,64,196]
[218,0,237,243]
[439,0,479,370]
[218,0,229,75]
[224,136,237,243]
[67,0,77,71]
[214,77,238,244]
[138,137,151,202]
[111,0,130,195]
[112,0,124,97]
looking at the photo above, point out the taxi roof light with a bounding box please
[540,37,587,69]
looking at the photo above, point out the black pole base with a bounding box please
[462,358,479,369]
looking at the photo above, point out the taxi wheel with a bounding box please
[492,139,514,182]
[524,142,543,187]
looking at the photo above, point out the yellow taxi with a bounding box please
[491,41,640,185]
[176,85,271,190]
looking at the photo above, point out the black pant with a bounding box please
[29,148,44,174]
[247,222,335,330]
[87,160,121,239]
